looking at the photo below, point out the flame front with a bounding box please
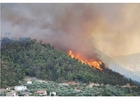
[68,50,102,71]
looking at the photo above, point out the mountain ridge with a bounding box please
[112,53,140,82]
[0,37,137,88]
[94,47,140,83]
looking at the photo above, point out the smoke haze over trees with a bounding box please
[2,3,140,57]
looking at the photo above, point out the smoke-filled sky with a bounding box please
[1,3,140,58]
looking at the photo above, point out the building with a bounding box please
[50,92,56,96]
[27,80,32,84]
[59,83,69,87]
[14,86,27,91]
[35,90,47,96]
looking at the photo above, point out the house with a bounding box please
[75,89,81,92]
[35,90,47,96]
[14,86,27,91]
[27,80,32,84]
[59,83,69,87]
[50,92,56,96]
[6,91,18,97]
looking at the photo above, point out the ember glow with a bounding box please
[68,50,102,71]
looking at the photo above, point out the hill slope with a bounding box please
[113,53,140,79]
[95,48,140,83]
[0,38,135,88]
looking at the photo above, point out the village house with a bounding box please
[27,80,32,84]
[14,86,27,91]
[59,83,69,87]
[50,92,56,96]
[75,89,81,93]
[35,90,47,96]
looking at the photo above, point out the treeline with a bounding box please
[0,37,133,88]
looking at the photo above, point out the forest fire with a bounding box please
[68,50,102,71]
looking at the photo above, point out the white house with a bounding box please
[50,92,56,96]
[59,83,69,87]
[14,86,27,91]
[27,80,32,84]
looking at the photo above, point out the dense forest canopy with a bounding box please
[0,37,136,88]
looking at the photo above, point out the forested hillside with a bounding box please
[0,37,135,88]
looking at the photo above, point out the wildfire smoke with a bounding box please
[1,3,140,68]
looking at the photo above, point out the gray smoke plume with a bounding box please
[1,3,140,60]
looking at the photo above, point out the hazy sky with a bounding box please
[1,3,140,57]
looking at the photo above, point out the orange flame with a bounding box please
[68,50,102,71]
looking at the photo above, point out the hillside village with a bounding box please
[0,76,139,96]
[0,77,57,96]
[0,77,82,96]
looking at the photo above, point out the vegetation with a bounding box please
[0,37,136,88]
[16,79,140,96]
[0,37,140,96]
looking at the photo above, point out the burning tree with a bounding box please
[68,50,102,71]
